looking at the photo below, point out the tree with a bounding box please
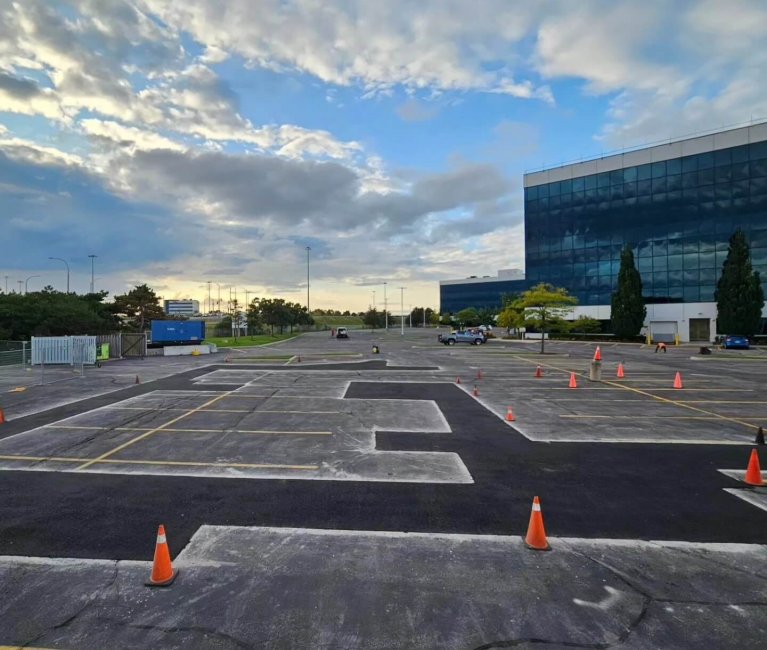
[476,307,496,327]
[715,229,765,336]
[456,307,479,327]
[410,307,436,328]
[497,304,523,335]
[570,315,602,334]
[515,283,577,353]
[363,308,388,329]
[113,284,165,331]
[611,245,646,339]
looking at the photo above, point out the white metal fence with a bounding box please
[32,336,97,366]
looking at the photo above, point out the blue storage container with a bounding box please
[150,320,206,345]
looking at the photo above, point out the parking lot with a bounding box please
[0,329,765,648]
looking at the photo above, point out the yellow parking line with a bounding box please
[105,406,252,413]
[678,400,767,404]
[559,415,765,420]
[74,391,236,471]
[159,428,333,435]
[43,425,332,435]
[0,454,317,471]
[508,354,761,430]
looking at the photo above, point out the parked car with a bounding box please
[336,327,349,339]
[440,330,486,346]
[723,334,749,349]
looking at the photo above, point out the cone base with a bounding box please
[145,568,179,587]
[524,540,551,551]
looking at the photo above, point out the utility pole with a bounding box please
[384,282,388,330]
[306,246,311,314]
[400,287,405,335]
[88,254,97,293]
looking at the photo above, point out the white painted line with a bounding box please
[718,469,767,483]
[723,488,767,513]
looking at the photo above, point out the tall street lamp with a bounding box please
[384,282,388,330]
[207,280,212,314]
[4,275,8,293]
[24,275,40,294]
[306,246,311,314]
[17,280,23,293]
[48,257,70,293]
[88,254,97,293]
[400,287,405,335]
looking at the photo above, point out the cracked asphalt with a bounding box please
[0,329,765,649]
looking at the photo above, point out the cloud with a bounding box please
[396,99,439,122]
[138,0,551,99]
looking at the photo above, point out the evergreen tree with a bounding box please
[113,284,165,331]
[611,245,646,338]
[715,229,765,335]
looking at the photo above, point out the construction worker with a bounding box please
[655,341,667,353]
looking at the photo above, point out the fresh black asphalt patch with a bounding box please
[0,360,764,560]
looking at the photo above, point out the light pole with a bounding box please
[305,246,311,314]
[384,282,388,330]
[48,257,70,293]
[88,254,97,293]
[372,290,376,309]
[400,287,405,335]
[207,280,212,314]
[216,282,221,313]
[17,280,23,293]
[4,276,8,293]
[24,275,40,294]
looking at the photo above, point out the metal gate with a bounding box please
[121,333,147,358]
[31,336,97,365]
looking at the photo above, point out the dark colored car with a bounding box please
[723,335,749,349]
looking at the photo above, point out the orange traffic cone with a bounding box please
[568,372,578,389]
[617,362,625,378]
[456,377,461,384]
[673,372,683,389]
[0,408,5,424]
[594,346,602,361]
[135,375,140,385]
[745,449,764,486]
[524,496,550,550]
[146,524,178,587]
[472,385,479,397]
[505,406,515,422]
[477,369,483,380]
[534,365,543,378]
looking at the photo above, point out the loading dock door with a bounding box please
[650,321,678,343]
[689,318,711,341]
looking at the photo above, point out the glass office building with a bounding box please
[440,122,767,340]
[525,129,767,306]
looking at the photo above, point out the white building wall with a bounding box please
[572,303,767,343]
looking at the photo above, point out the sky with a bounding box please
[1,0,766,312]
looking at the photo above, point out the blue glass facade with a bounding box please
[525,141,767,306]
[440,279,527,313]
